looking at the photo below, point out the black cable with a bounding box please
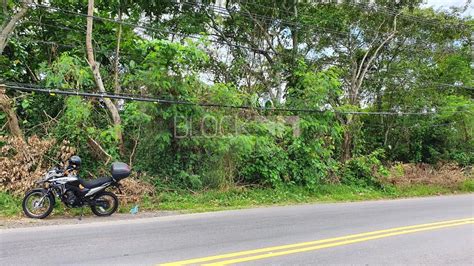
[26,2,470,61]
[2,82,471,116]
[14,35,464,68]
[27,3,273,55]
[234,0,469,30]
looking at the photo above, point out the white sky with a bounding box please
[424,0,473,16]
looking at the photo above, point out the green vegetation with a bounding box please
[0,191,21,217]
[2,181,473,217]
[0,1,472,216]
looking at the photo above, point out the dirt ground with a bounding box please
[0,210,179,229]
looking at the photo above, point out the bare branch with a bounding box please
[0,0,32,54]
[0,85,23,139]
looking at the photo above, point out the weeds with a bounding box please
[2,180,472,218]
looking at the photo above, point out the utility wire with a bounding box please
[26,2,470,61]
[26,3,274,55]
[234,0,469,29]
[13,34,466,69]
[13,1,465,62]
[2,82,471,116]
[6,78,473,107]
[13,36,465,99]
[164,0,468,38]
[25,1,402,50]
[348,0,469,29]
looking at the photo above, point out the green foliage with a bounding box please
[0,112,6,136]
[459,179,474,192]
[57,97,91,142]
[39,53,93,89]
[2,182,469,217]
[341,149,388,188]
[0,191,21,217]
[238,136,288,186]
[1,0,472,199]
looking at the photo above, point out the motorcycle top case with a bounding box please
[111,162,131,180]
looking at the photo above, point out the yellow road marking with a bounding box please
[204,220,473,265]
[160,217,473,266]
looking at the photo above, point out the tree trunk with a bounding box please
[291,0,298,56]
[0,0,32,54]
[114,8,122,95]
[341,115,353,162]
[0,85,23,139]
[86,0,124,156]
[340,14,400,162]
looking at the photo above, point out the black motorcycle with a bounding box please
[22,156,131,219]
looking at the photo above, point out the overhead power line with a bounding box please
[234,0,469,30]
[347,1,469,29]
[12,34,463,67]
[26,1,470,62]
[26,3,274,55]
[9,36,472,93]
[160,0,468,34]
[2,82,471,116]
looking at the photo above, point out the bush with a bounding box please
[340,149,388,188]
[450,151,474,167]
[238,137,289,187]
[0,191,21,216]
[177,171,203,190]
[459,178,474,192]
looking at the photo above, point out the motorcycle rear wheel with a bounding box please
[90,191,118,216]
[22,190,55,219]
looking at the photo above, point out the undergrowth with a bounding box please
[1,179,472,218]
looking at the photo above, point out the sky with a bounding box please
[424,0,473,16]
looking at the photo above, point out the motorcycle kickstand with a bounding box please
[78,207,84,221]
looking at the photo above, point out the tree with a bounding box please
[0,0,32,54]
[85,0,124,155]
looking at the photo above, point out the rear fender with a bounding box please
[85,182,111,197]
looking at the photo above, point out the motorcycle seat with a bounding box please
[78,176,113,189]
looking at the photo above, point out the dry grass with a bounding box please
[0,136,76,195]
[1,135,154,203]
[115,173,155,204]
[385,162,472,188]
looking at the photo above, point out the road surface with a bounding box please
[1,194,473,265]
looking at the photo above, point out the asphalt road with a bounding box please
[1,194,473,265]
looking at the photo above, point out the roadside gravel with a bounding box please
[0,211,180,229]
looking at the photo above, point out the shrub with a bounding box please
[340,149,388,188]
[238,137,288,187]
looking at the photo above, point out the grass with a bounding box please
[0,191,22,217]
[2,180,473,218]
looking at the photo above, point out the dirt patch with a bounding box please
[0,210,180,229]
[385,163,472,187]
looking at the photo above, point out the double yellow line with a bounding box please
[161,217,473,266]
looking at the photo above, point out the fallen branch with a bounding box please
[0,85,23,139]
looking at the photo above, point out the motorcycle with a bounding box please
[22,156,131,219]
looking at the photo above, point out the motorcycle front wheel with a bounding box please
[22,189,55,219]
[90,191,118,216]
